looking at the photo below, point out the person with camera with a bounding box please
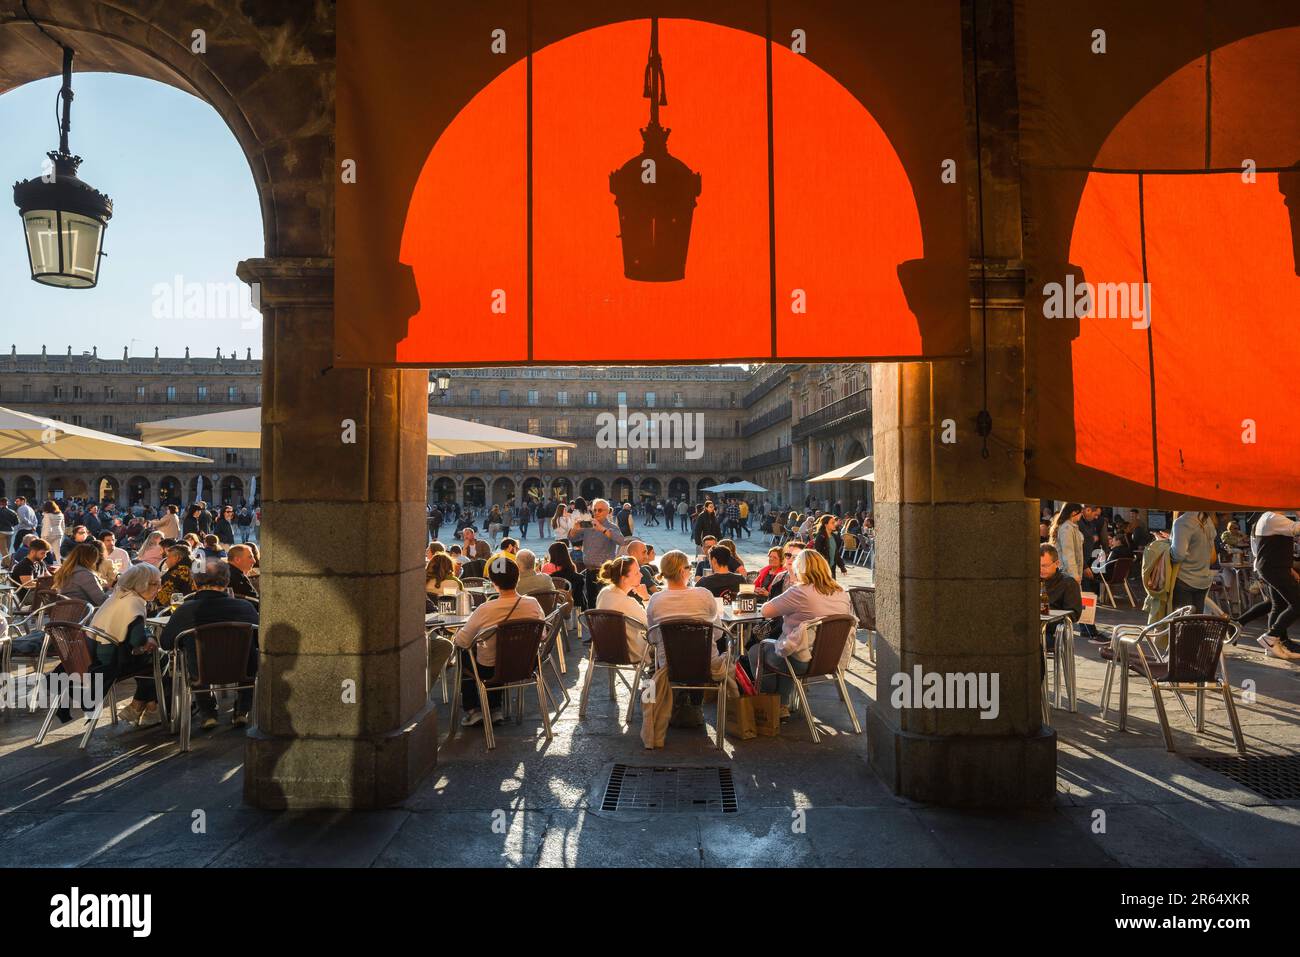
[568,498,626,608]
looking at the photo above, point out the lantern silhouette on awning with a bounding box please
[609,18,702,282]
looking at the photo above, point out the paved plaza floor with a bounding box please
[2,522,1297,867]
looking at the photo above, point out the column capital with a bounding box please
[236,257,334,308]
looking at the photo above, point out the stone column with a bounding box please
[239,257,437,810]
[865,0,1054,807]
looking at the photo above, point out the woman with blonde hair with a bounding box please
[51,542,108,608]
[750,548,853,714]
[137,530,165,567]
[425,551,462,594]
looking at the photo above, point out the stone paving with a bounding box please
[2,524,1297,867]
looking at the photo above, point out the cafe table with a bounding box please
[425,612,470,726]
[721,604,764,657]
[144,614,180,731]
[1040,610,1077,720]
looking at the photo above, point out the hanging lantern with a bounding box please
[13,46,112,289]
[609,18,701,282]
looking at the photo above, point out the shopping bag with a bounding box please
[726,691,757,739]
[752,693,782,737]
[1080,592,1098,626]
[734,662,756,696]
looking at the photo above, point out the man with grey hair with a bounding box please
[623,538,660,595]
[160,559,259,730]
[515,549,555,596]
[568,498,626,607]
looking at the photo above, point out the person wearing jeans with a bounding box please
[1242,511,1300,661]
[1169,511,1216,614]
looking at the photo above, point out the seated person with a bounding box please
[156,544,196,606]
[696,545,747,600]
[97,530,131,585]
[645,550,727,723]
[716,539,747,575]
[59,524,93,560]
[498,537,519,557]
[10,536,50,589]
[451,553,544,727]
[426,551,463,594]
[1040,543,1083,653]
[694,535,719,578]
[51,542,109,608]
[197,533,227,561]
[624,539,660,595]
[136,531,165,567]
[160,559,260,729]
[68,563,164,726]
[541,541,585,611]
[514,549,555,596]
[754,547,784,592]
[594,555,650,660]
[1221,521,1250,550]
[748,549,853,713]
[227,544,259,601]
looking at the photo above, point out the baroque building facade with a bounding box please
[2,349,871,512]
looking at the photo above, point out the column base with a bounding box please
[867,708,1056,808]
[244,701,438,810]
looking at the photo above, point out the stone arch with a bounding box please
[94,475,119,503]
[611,478,633,503]
[521,477,544,502]
[462,477,486,508]
[221,475,245,506]
[550,477,573,501]
[158,476,181,506]
[490,476,515,506]
[127,475,151,506]
[16,476,36,501]
[639,477,662,499]
[579,477,604,502]
[432,476,456,504]
[668,477,690,501]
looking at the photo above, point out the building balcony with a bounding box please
[742,447,792,471]
[791,388,871,442]
[742,401,791,437]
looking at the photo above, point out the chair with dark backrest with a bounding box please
[647,616,731,749]
[1099,605,1196,725]
[175,622,258,751]
[846,585,877,664]
[755,614,859,743]
[461,559,486,580]
[35,621,120,749]
[550,577,577,648]
[466,617,551,750]
[1129,615,1245,753]
[528,589,566,673]
[1098,556,1136,608]
[578,609,650,726]
[2,597,92,714]
[744,570,760,584]
[536,607,570,716]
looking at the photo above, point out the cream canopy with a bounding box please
[0,407,212,463]
[808,455,873,483]
[138,407,574,456]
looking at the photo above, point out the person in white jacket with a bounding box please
[40,500,66,564]
[1049,503,1086,582]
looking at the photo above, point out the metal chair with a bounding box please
[646,616,732,749]
[550,577,578,650]
[1099,605,1196,725]
[35,621,121,749]
[1,597,92,714]
[173,622,259,751]
[465,618,552,750]
[537,607,570,716]
[754,614,860,743]
[578,609,650,725]
[1098,557,1136,608]
[846,585,876,664]
[529,589,567,673]
[1128,615,1246,754]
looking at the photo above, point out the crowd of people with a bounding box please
[423,495,858,739]
[2,494,262,733]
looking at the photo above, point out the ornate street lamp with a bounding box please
[13,45,113,288]
[428,370,451,397]
[609,17,701,282]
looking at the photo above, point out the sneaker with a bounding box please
[119,700,147,725]
[489,709,505,724]
[199,713,219,730]
[1261,636,1300,661]
[137,702,161,727]
[460,708,484,727]
[231,712,249,727]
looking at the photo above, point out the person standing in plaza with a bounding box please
[664,497,675,531]
[0,498,16,558]
[1238,511,1300,660]
[1169,510,1216,614]
[812,513,848,579]
[617,501,635,538]
[569,498,626,608]
[693,500,721,552]
[40,500,66,564]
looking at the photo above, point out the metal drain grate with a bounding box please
[601,764,738,813]
[1189,754,1300,800]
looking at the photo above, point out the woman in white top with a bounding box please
[594,555,649,660]
[1049,502,1086,582]
[40,501,65,563]
[452,552,544,727]
[750,549,853,710]
[645,549,721,671]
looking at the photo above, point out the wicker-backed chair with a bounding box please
[755,614,859,743]
[646,616,731,749]
[35,621,121,749]
[578,609,650,726]
[1128,615,1245,753]
[2,597,92,714]
[537,607,570,716]
[1099,605,1196,725]
[174,622,259,751]
[465,618,551,750]
[461,559,486,580]
[528,589,567,673]
[846,585,876,664]
[1098,557,1136,608]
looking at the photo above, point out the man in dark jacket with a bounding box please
[0,498,17,558]
[1040,543,1083,653]
[227,544,260,601]
[160,559,259,728]
[214,506,237,545]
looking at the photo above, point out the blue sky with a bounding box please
[0,72,264,359]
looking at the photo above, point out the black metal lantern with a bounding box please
[609,18,701,282]
[13,46,112,289]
